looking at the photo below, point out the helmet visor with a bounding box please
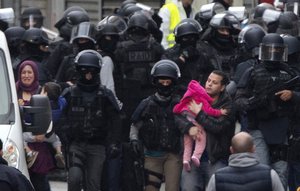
[259,44,288,62]
[70,22,96,44]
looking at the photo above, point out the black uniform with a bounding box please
[62,50,122,191]
[234,33,300,189]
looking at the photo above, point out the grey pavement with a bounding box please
[50,181,166,191]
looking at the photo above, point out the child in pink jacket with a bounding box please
[173,80,227,171]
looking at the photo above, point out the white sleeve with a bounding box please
[158,7,171,49]
[23,132,35,143]
[100,56,115,95]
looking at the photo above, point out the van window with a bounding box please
[0,49,12,123]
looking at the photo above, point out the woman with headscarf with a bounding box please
[16,60,55,191]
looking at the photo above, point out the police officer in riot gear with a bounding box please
[282,35,300,71]
[235,33,300,189]
[129,59,182,191]
[62,50,122,191]
[20,7,44,29]
[194,2,226,35]
[4,26,26,69]
[276,11,299,37]
[114,11,164,141]
[233,24,266,131]
[13,27,50,84]
[281,34,300,191]
[47,8,90,78]
[55,21,96,90]
[233,24,267,84]
[201,12,240,78]
[163,18,215,93]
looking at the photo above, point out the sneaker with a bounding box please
[26,150,39,168]
[183,161,191,172]
[191,156,200,167]
[55,153,65,169]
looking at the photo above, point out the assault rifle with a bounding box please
[248,75,300,108]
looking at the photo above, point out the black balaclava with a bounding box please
[155,78,176,97]
[74,39,95,53]
[179,34,198,49]
[77,67,100,92]
[210,28,235,50]
[98,35,119,55]
[128,27,149,42]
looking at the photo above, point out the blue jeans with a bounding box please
[68,141,106,191]
[180,160,227,191]
[106,155,122,191]
[288,162,300,191]
[249,130,288,190]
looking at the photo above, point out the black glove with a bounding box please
[107,144,120,159]
[130,140,143,155]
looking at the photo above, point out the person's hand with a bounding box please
[275,90,293,102]
[108,144,120,159]
[220,108,228,115]
[35,134,46,142]
[130,140,143,155]
[66,81,74,86]
[188,99,203,115]
[18,99,24,106]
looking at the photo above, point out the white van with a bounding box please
[0,29,52,179]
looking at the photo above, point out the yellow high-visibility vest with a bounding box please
[162,2,181,47]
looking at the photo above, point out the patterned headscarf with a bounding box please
[16,60,39,95]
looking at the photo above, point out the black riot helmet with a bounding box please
[127,12,149,31]
[238,24,267,52]
[276,11,299,36]
[118,1,137,16]
[54,6,88,30]
[70,22,96,44]
[97,15,128,34]
[56,10,90,40]
[96,23,119,38]
[282,35,300,55]
[174,18,202,42]
[96,23,119,53]
[75,50,102,90]
[75,49,102,73]
[122,4,142,18]
[20,7,44,29]
[4,26,26,49]
[151,59,181,83]
[126,12,150,42]
[22,27,49,45]
[151,59,181,97]
[259,33,288,62]
[253,3,275,19]
[195,3,226,32]
[209,12,241,35]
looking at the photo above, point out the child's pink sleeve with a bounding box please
[202,100,222,117]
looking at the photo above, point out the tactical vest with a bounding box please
[121,40,158,88]
[68,86,108,141]
[139,95,181,153]
[215,164,272,191]
[252,63,295,120]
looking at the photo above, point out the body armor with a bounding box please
[68,86,108,141]
[138,95,181,152]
